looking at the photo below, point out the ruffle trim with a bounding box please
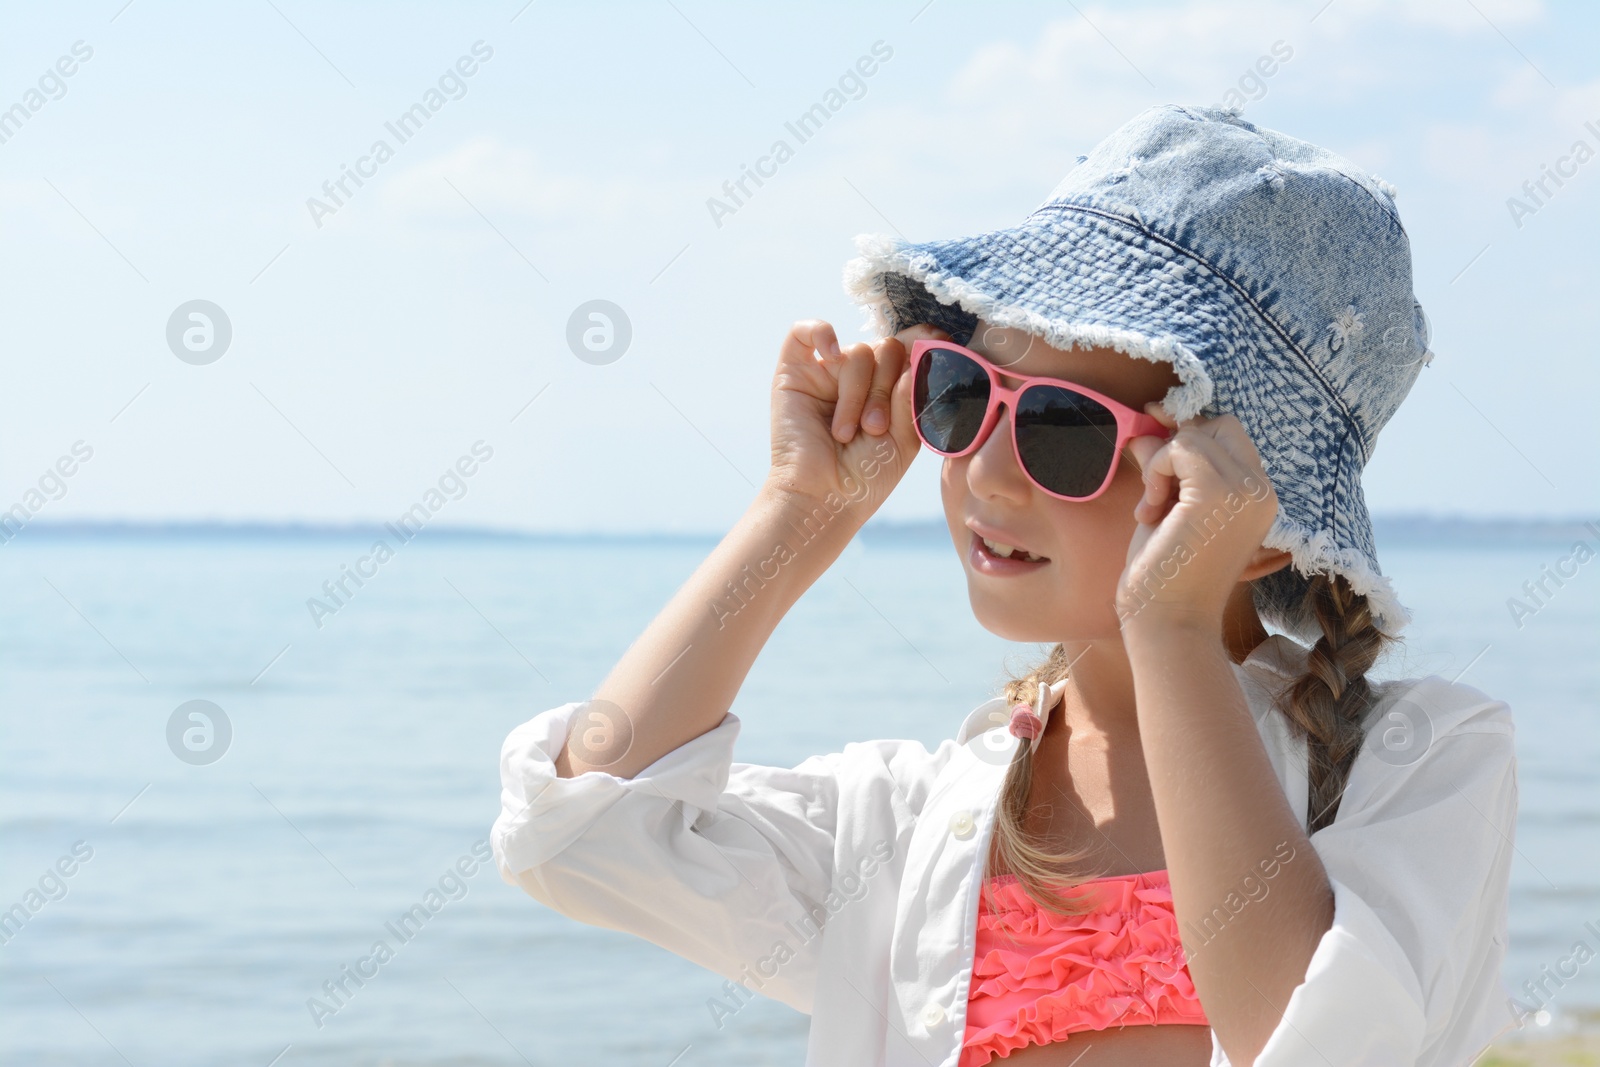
[959,870,1207,1067]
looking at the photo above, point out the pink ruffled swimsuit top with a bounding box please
[960,868,1208,1066]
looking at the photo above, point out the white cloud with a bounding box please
[942,2,1293,142]
[940,0,1551,129]
[1419,74,1600,200]
[378,135,674,223]
[835,0,1575,218]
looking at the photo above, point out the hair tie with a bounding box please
[1008,681,1055,741]
[1008,702,1042,739]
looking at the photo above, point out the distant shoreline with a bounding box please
[5,514,1598,548]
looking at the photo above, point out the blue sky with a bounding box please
[1,0,1596,533]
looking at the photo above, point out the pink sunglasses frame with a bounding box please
[907,338,1173,502]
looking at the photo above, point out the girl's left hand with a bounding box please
[1116,407,1279,629]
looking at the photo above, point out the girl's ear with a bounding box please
[1238,546,1293,583]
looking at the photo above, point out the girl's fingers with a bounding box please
[861,337,907,434]
[783,319,843,364]
[1133,439,1178,523]
[779,320,845,398]
[776,319,943,444]
[1176,423,1257,500]
[830,342,877,442]
[1151,408,1262,487]
[889,355,918,455]
[1206,414,1268,478]
[1126,433,1166,478]
[893,322,952,349]
[1142,400,1180,431]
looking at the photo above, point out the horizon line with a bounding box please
[2,512,1596,545]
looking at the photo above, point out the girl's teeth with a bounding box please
[981,536,1044,562]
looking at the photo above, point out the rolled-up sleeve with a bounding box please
[1247,678,1519,1067]
[490,701,856,1013]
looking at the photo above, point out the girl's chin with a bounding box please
[969,602,1056,644]
[969,596,1118,645]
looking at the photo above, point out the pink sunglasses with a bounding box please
[908,339,1172,502]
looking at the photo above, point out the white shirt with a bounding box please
[491,634,1518,1066]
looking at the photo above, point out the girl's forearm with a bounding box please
[558,484,862,780]
[1123,620,1333,1067]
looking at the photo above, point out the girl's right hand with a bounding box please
[764,318,951,521]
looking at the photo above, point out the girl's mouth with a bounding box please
[969,531,1050,574]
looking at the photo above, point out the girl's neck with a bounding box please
[1054,584,1270,738]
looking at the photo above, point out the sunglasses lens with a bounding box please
[1015,386,1120,498]
[913,346,990,453]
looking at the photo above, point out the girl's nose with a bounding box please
[963,403,1032,503]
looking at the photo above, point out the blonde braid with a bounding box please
[1275,573,1388,832]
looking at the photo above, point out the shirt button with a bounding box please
[948,810,975,840]
[922,1002,947,1028]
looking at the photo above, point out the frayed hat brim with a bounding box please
[841,215,1411,635]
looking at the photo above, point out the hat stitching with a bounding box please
[1027,201,1363,450]
[1323,420,1351,534]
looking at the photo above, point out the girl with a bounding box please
[492,104,1517,1066]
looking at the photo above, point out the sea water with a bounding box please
[0,527,1595,1064]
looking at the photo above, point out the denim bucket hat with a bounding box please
[842,102,1433,637]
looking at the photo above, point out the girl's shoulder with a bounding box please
[1367,671,1515,751]
[1372,671,1512,716]
[1242,633,1514,736]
